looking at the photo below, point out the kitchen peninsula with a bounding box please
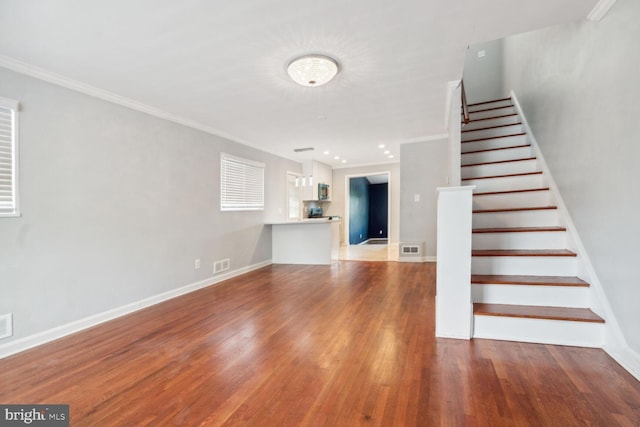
[268,218,341,265]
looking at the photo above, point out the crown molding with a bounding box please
[587,0,617,21]
[0,55,285,157]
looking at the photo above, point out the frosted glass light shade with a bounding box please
[287,55,338,87]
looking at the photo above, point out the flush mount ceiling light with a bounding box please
[287,55,339,87]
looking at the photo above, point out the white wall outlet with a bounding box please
[477,49,486,58]
[0,313,13,340]
[414,194,421,202]
[195,259,201,269]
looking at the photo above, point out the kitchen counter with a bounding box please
[268,218,341,265]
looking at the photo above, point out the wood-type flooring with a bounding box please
[1,262,639,426]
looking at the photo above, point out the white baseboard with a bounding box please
[398,256,437,263]
[0,260,272,359]
[605,344,640,382]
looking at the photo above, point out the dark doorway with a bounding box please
[348,174,389,245]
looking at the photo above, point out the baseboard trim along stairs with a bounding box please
[461,97,605,348]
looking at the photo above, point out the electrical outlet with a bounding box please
[195,259,201,269]
[0,314,13,340]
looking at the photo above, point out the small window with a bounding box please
[220,153,265,211]
[0,97,19,217]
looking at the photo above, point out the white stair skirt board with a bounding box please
[472,284,589,308]
[472,231,567,250]
[462,124,523,141]
[473,315,605,348]
[471,256,578,276]
[467,106,517,120]
[467,99,513,112]
[472,209,559,228]
[462,159,538,180]
[461,134,527,153]
[462,115,521,131]
[463,173,543,193]
[473,190,551,210]
[462,146,533,165]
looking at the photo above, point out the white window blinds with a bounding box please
[220,153,265,211]
[0,97,18,217]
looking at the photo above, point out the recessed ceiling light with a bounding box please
[388,155,394,159]
[334,156,340,160]
[378,144,385,149]
[287,55,339,87]
[323,150,330,155]
[384,150,390,154]
[341,159,347,163]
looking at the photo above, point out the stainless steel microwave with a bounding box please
[318,183,329,200]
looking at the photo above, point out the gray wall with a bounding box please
[463,39,504,104]
[399,139,448,258]
[0,67,300,344]
[501,0,640,353]
[325,163,400,245]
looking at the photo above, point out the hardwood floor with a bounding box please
[1,262,639,426]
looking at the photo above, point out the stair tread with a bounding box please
[466,97,512,108]
[474,187,550,196]
[462,144,531,155]
[472,249,577,257]
[473,226,566,233]
[465,105,515,114]
[461,122,522,133]
[462,157,536,167]
[462,113,519,124]
[471,274,590,287]
[463,171,542,181]
[473,206,557,213]
[473,303,604,323]
[462,132,526,143]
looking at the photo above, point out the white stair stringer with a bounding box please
[473,315,604,348]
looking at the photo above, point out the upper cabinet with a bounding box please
[302,160,333,201]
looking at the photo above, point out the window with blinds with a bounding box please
[0,98,18,217]
[220,153,265,211]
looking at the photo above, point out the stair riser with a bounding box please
[471,256,577,276]
[473,315,604,347]
[473,209,558,228]
[462,146,532,165]
[462,124,523,141]
[467,99,513,112]
[462,115,521,131]
[464,174,543,193]
[467,106,517,120]
[473,191,551,210]
[462,159,538,179]
[472,284,589,307]
[472,231,567,250]
[462,135,527,153]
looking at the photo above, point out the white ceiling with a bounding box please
[0,0,597,168]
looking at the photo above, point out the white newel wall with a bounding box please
[446,81,462,186]
[435,186,475,339]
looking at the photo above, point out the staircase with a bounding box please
[461,97,605,347]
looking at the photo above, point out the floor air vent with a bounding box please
[401,244,421,255]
